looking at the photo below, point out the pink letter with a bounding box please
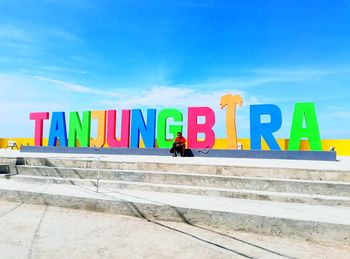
[187,107,215,148]
[30,112,50,146]
[107,110,131,147]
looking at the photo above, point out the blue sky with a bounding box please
[0,0,349,139]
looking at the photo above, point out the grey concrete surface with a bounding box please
[1,161,350,206]
[1,149,350,171]
[1,179,349,225]
[14,162,350,182]
[4,174,350,207]
[0,200,350,259]
[7,166,349,196]
[20,145,337,161]
[1,150,350,244]
[0,179,350,242]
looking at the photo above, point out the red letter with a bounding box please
[187,107,215,148]
[30,112,49,146]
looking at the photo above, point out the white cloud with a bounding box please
[0,76,63,137]
[34,66,87,75]
[0,24,82,45]
[2,69,348,138]
[0,25,33,41]
[332,111,350,119]
[0,73,255,138]
[0,23,83,62]
[233,76,305,88]
[33,76,126,98]
[100,85,245,108]
[230,67,350,89]
[51,29,81,42]
[34,76,97,94]
[99,85,256,138]
[249,67,350,77]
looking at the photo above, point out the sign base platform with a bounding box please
[20,146,337,161]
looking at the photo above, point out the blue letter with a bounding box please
[250,104,282,150]
[49,112,68,146]
[130,109,156,148]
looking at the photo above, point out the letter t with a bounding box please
[29,112,49,146]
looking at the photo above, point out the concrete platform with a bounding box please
[0,179,350,242]
[20,146,337,161]
[2,166,350,198]
[5,174,350,207]
[1,149,350,243]
[1,149,350,171]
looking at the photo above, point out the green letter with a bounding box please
[69,111,91,147]
[157,109,183,148]
[288,103,322,151]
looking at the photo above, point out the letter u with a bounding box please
[106,110,131,147]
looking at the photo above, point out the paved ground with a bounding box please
[1,180,350,225]
[0,201,349,259]
[1,149,350,171]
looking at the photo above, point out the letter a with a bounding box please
[288,103,322,151]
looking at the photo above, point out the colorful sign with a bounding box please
[29,94,322,151]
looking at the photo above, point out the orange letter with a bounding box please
[90,110,107,148]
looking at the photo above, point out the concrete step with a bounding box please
[4,174,350,207]
[2,157,349,182]
[0,178,349,243]
[6,165,350,197]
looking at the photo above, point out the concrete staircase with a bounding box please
[0,156,350,243]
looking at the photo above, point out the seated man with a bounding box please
[170,132,186,157]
